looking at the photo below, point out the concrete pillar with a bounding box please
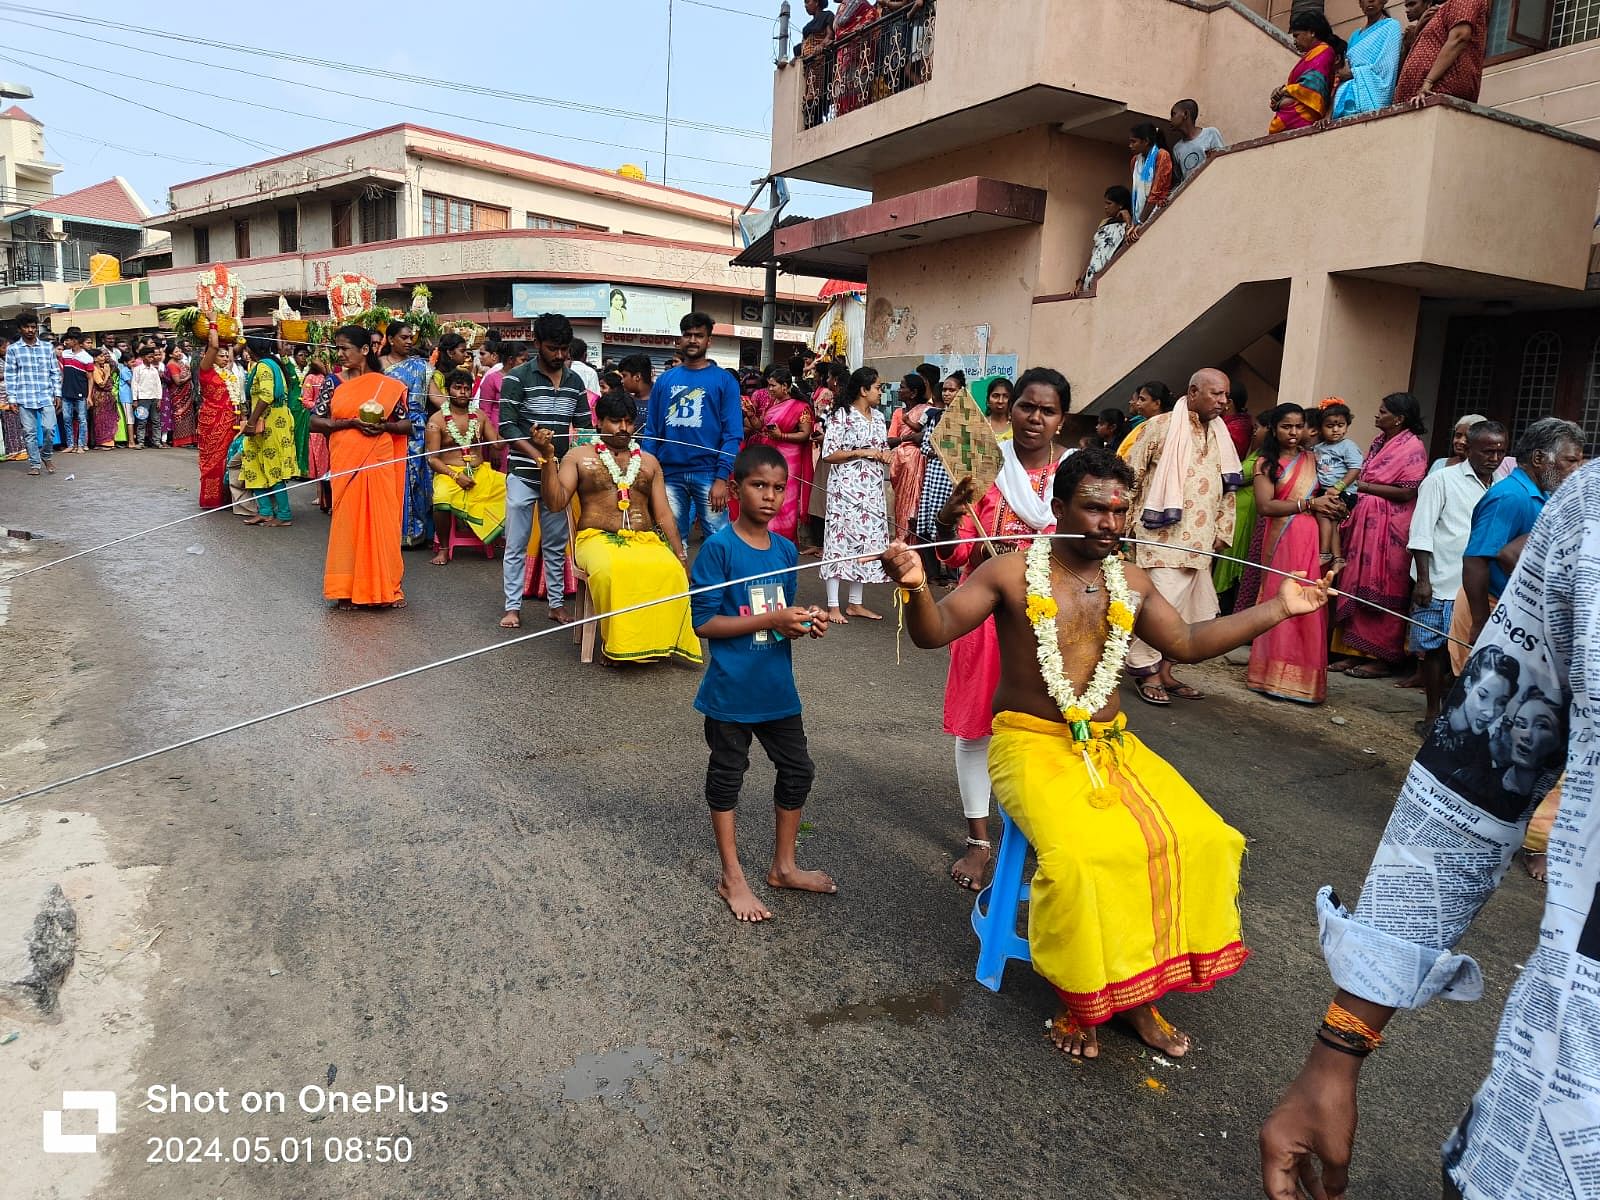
[1279,273,1420,434]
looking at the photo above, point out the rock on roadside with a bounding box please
[1,883,78,1014]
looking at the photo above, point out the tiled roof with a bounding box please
[1,105,41,125]
[29,177,149,225]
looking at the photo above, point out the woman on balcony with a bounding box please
[1331,0,1403,120]
[1128,126,1173,224]
[1268,12,1346,133]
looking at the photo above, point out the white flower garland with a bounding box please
[1024,537,1135,737]
[597,442,644,494]
[441,404,480,479]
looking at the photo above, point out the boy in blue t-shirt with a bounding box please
[690,444,835,922]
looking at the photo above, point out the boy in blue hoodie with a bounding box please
[690,444,835,921]
[643,310,743,540]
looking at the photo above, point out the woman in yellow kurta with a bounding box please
[238,335,299,527]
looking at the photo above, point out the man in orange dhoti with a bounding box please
[310,326,412,608]
[882,446,1331,1060]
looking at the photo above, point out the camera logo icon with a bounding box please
[42,1091,118,1154]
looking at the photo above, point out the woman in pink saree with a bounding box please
[1244,404,1338,704]
[748,365,814,541]
[1333,392,1429,676]
[888,371,932,540]
[1269,13,1345,132]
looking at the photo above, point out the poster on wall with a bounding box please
[512,282,609,320]
[602,285,693,337]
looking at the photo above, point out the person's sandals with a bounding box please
[1166,679,1205,700]
[27,466,40,476]
[1135,678,1171,705]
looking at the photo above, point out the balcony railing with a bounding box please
[800,1,936,130]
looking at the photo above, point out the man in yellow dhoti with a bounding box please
[882,445,1331,1060]
[427,369,507,566]
[533,392,702,665]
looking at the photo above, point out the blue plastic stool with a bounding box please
[970,806,1032,992]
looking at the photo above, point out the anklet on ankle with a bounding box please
[965,837,992,850]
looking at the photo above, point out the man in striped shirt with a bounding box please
[498,312,593,629]
[4,313,61,474]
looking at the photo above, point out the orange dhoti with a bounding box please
[323,374,409,606]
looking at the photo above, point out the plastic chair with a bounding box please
[970,806,1032,992]
[569,566,598,664]
[442,512,498,563]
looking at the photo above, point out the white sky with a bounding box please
[2,0,865,219]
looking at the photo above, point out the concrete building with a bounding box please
[145,124,821,368]
[767,0,1600,455]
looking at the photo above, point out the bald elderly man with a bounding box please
[1122,368,1243,705]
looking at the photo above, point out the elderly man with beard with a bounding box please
[1122,367,1244,705]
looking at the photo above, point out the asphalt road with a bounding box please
[0,449,1547,1199]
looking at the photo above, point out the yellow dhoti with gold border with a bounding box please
[574,527,703,665]
[988,711,1248,1026]
[432,463,507,545]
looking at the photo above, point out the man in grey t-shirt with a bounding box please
[1169,99,1226,181]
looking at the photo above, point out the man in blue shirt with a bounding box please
[3,313,61,474]
[1459,416,1584,659]
[642,311,743,540]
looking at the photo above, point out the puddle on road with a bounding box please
[803,981,964,1030]
[546,1044,680,1133]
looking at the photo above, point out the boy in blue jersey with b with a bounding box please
[691,444,836,922]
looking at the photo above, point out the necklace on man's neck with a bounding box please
[1051,552,1104,594]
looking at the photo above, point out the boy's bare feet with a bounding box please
[719,873,772,922]
[500,610,521,629]
[767,864,837,894]
[549,606,573,625]
[1123,1004,1191,1056]
[1047,1012,1099,1058]
[430,548,449,566]
[844,604,882,621]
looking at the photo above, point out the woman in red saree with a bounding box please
[196,330,240,508]
[747,366,814,541]
[1333,392,1429,675]
[310,325,412,608]
[1269,12,1345,132]
[166,346,197,447]
[887,371,931,540]
[1244,404,1338,704]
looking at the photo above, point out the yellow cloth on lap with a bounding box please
[432,463,507,545]
[988,710,1248,1026]
[574,527,703,664]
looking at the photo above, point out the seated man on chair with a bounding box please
[532,392,703,665]
[881,446,1330,1061]
[427,369,507,566]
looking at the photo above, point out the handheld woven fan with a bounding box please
[931,386,1003,516]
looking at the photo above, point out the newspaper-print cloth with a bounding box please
[1318,460,1599,1200]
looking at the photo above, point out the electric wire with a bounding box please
[1,532,1367,809]
[6,28,778,178]
[0,6,770,141]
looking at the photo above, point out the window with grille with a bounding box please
[194,226,210,264]
[422,192,509,236]
[278,208,298,253]
[359,192,397,243]
[1452,333,1495,426]
[1552,0,1600,47]
[1512,331,1562,444]
[1581,341,1600,455]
